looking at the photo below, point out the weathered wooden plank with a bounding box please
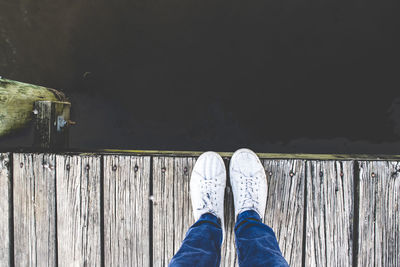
[172,157,196,254]
[103,155,151,266]
[305,160,354,266]
[220,179,238,267]
[153,157,199,266]
[56,155,101,266]
[0,153,11,266]
[13,153,56,266]
[263,159,305,267]
[153,156,176,267]
[0,78,66,138]
[358,161,400,267]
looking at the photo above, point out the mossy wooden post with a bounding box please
[33,101,71,150]
[0,78,67,138]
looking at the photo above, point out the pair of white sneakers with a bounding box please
[190,148,267,241]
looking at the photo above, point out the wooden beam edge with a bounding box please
[2,149,400,160]
[8,149,400,160]
[98,149,400,160]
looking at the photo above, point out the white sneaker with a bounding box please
[229,148,267,220]
[190,151,226,240]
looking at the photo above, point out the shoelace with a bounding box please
[239,174,260,209]
[196,171,224,213]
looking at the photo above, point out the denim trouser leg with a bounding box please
[170,210,289,267]
[235,210,289,267]
[169,213,223,267]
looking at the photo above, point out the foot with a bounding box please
[229,148,267,220]
[190,151,226,236]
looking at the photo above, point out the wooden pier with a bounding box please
[0,151,399,266]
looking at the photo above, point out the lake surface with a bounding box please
[1,0,400,153]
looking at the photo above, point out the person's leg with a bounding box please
[230,148,289,267]
[169,213,222,267]
[169,151,226,267]
[234,210,289,267]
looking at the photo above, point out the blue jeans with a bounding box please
[169,210,289,267]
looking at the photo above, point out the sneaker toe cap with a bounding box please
[231,150,264,176]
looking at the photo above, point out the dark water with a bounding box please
[1,0,400,153]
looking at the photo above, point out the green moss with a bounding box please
[0,78,68,137]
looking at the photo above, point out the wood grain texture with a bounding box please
[220,182,238,267]
[358,161,400,267]
[103,155,151,266]
[56,155,101,266]
[152,156,196,267]
[305,160,354,267]
[263,159,305,267]
[0,153,10,266]
[8,152,400,266]
[13,153,56,266]
[172,157,196,254]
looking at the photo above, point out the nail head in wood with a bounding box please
[3,158,9,168]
